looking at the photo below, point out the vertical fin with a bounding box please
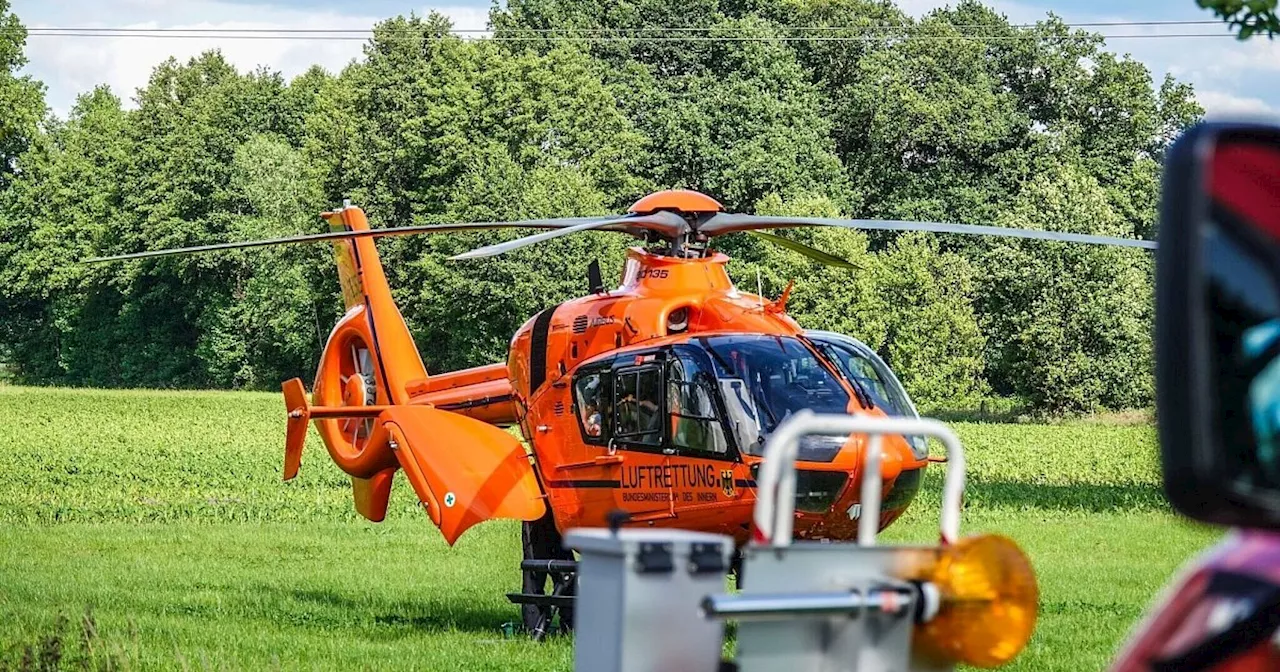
[283,378,310,480]
[320,205,428,405]
[352,469,396,522]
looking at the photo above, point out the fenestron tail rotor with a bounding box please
[338,343,378,450]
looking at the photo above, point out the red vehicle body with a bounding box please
[1111,530,1280,671]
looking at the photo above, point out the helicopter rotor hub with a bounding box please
[342,373,371,407]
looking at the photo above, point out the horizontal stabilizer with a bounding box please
[282,376,394,481]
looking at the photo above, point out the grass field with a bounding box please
[0,386,1221,671]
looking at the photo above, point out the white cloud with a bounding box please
[13,1,488,118]
[1196,90,1278,117]
[1221,36,1280,72]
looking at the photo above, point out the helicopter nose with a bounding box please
[880,442,904,482]
[862,433,905,483]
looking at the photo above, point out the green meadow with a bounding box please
[0,386,1219,670]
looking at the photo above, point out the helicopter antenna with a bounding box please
[756,268,764,310]
[588,259,605,294]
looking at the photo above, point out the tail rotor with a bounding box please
[338,340,378,453]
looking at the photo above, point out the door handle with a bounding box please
[556,454,625,471]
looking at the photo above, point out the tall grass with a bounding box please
[0,386,1219,670]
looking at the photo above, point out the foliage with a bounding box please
[0,0,44,191]
[978,166,1156,413]
[872,234,989,407]
[0,2,1205,413]
[1200,0,1280,38]
[723,191,988,407]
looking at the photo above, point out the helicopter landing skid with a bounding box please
[506,559,578,640]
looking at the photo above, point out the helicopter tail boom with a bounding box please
[407,363,519,425]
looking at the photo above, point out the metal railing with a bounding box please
[751,410,967,546]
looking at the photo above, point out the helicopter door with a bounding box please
[611,355,675,520]
[664,346,746,518]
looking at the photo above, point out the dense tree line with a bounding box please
[0,0,1202,413]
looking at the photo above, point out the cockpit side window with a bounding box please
[572,369,611,444]
[614,366,663,446]
[848,356,895,409]
[813,339,915,418]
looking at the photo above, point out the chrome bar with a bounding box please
[701,591,866,621]
[753,413,966,546]
[857,433,883,547]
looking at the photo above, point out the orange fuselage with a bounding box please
[407,247,927,545]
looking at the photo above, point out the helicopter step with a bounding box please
[520,559,579,573]
[507,559,578,640]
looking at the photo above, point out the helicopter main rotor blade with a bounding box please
[746,230,859,270]
[80,217,612,264]
[700,214,1158,250]
[449,211,690,260]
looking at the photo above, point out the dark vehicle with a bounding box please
[1112,121,1280,671]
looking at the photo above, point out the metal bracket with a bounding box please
[688,543,726,575]
[635,542,674,574]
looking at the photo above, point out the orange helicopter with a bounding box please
[87,188,1154,637]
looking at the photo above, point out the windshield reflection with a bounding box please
[808,334,916,418]
[698,335,850,456]
[805,331,927,460]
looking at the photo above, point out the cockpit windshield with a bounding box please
[806,333,917,419]
[805,330,928,460]
[698,335,850,456]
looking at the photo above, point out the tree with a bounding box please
[0,0,1205,415]
[0,52,335,388]
[301,14,650,371]
[872,234,988,408]
[195,135,333,389]
[721,192,987,409]
[0,87,125,383]
[0,0,44,190]
[978,165,1154,413]
[0,0,48,375]
[493,2,851,211]
[1200,0,1280,38]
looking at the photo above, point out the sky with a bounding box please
[10,0,1280,121]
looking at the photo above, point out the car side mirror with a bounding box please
[1157,121,1280,529]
